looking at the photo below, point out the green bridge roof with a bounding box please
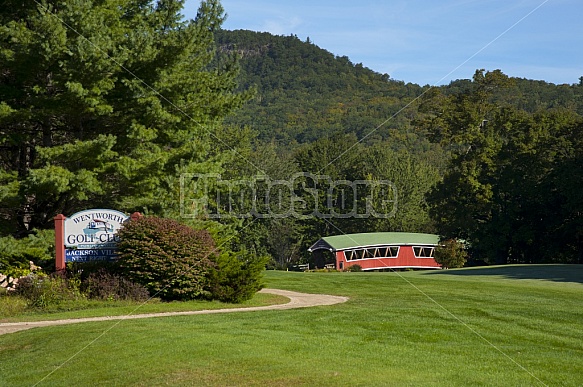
[309,232,439,251]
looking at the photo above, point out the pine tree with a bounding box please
[0,0,250,235]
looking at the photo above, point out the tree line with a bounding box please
[419,70,583,264]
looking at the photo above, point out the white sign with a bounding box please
[64,209,129,249]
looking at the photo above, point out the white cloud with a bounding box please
[261,16,303,36]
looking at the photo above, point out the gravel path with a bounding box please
[0,289,348,336]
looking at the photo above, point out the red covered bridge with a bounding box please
[308,232,441,271]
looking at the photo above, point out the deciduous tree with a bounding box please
[420,70,583,264]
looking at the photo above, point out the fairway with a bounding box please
[1,265,582,386]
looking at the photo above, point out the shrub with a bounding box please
[116,217,217,301]
[0,229,55,279]
[67,261,122,278]
[346,264,362,272]
[434,239,468,269]
[207,250,269,303]
[83,270,150,301]
[15,272,82,308]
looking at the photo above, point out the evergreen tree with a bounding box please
[0,0,250,235]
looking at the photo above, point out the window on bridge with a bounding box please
[344,246,400,261]
[413,246,434,258]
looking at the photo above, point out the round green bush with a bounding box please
[116,217,217,301]
[207,250,269,303]
[434,239,468,269]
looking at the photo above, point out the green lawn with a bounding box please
[1,265,582,386]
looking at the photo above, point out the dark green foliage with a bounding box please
[207,250,269,303]
[83,270,149,302]
[346,264,362,272]
[116,217,217,301]
[0,0,249,235]
[265,219,304,268]
[434,239,468,269]
[0,230,55,278]
[66,260,122,280]
[421,70,583,264]
[445,77,582,113]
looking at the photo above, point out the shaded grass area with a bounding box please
[423,264,583,284]
[0,292,288,323]
[1,265,582,386]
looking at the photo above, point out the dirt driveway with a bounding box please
[0,289,348,336]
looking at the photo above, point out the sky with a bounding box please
[182,0,582,86]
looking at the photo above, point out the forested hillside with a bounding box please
[215,29,583,265]
[215,30,428,149]
[217,29,583,147]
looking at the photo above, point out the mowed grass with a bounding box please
[1,265,582,386]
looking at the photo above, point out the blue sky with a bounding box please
[183,1,582,86]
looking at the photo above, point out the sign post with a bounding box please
[54,214,66,272]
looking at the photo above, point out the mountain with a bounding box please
[216,29,583,149]
[215,29,428,149]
